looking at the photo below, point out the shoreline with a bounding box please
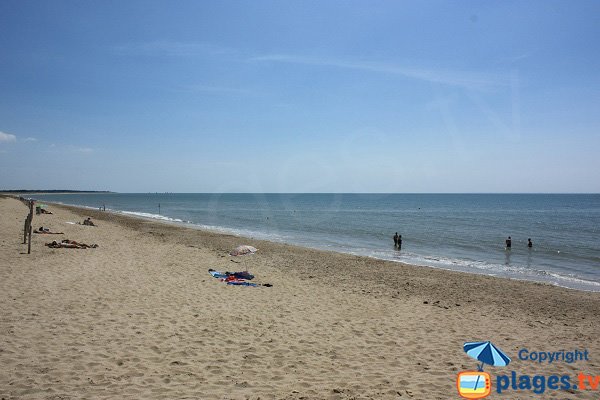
[2,196,599,399]
[32,196,600,293]
[22,198,600,317]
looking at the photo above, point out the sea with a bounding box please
[32,193,600,292]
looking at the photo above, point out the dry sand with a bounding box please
[1,196,599,399]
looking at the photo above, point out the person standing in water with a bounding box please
[528,238,533,248]
[505,236,512,249]
[397,234,402,250]
[393,232,399,247]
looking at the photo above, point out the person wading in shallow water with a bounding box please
[506,236,512,249]
[393,232,399,247]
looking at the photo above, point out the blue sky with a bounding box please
[1,0,599,192]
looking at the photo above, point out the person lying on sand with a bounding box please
[82,217,96,226]
[46,239,98,249]
[34,226,64,234]
[39,208,53,214]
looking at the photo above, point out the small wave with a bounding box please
[120,211,184,223]
[187,222,288,244]
[374,251,600,292]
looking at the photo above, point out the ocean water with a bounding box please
[32,193,600,292]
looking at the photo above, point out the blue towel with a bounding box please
[209,270,229,279]
[226,281,258,287]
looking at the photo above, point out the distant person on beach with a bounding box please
[34,226,63,234]
[393,232,399,246]
[46,239,98,249]
[528,238,533,248]
[398,234,402,250]
[505,236,512,249]
[82,217,96,226]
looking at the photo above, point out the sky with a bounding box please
[1,0,599,193]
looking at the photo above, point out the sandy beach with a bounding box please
[1,195,599,399]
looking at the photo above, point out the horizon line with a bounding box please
[5,191,599,195]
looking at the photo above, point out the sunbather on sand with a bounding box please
[39,208,53,214]
[82,217,96,226]
[34,226,64,234]
[46,239,98,249]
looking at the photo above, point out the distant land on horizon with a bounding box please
[1,190,599,195]
[0,190,113,194]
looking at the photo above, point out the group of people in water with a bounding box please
[505,236,533,249]
[394,233,534,250]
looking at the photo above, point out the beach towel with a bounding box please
[226,280,258,287]
[209,270,229,279]
[208,269,255,280]
[231,271,254,280]
[207,269,266,288]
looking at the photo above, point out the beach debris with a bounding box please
[229,245,258,256]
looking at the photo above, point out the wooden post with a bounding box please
[24,199,34,249]
[23,218,28,244]
[27,224,32,254]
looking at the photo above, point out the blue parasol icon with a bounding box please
[463,341,511,392]
[464,341,511,370]
[463,340,510,394]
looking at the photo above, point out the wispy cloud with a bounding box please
[112,41,236,57]
[496,52,531,65]
[251,54,508,90]
[175,83,255,96]
[0,131,17,143]
[508,53,530,63]
[45,144,94,154]
[69,146,94,153]
[24,137,37,142]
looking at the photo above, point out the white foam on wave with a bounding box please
[188,222,288,243]
[369,249,600,292]
[120,210,184,223]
